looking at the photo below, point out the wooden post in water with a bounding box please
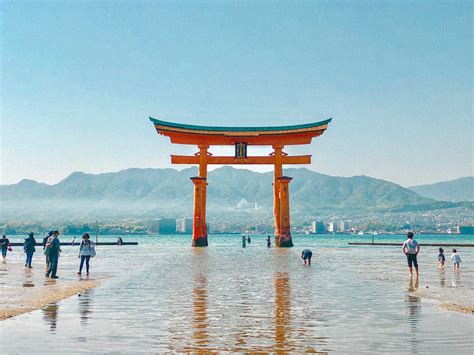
[191,177,208,247]
[273,145,283,244]
[276,176,293,247]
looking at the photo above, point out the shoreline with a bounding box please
[0,278,99,321]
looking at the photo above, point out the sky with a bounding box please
[1,1,472,187]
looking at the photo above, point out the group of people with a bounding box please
[402,232,462,276]
[0,231,95,278]
[241,235,251,247]
[437,247,462,271]
[240,234,314,265]
[3,231,466,275]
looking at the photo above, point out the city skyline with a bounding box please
[2,1,472,186]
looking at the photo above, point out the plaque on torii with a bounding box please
[149,117,332,247]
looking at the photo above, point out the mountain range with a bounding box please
[1,167,471,222]
[408,177,474,202]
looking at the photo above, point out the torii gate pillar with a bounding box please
[191,177,208,247]
[276,176,293,247]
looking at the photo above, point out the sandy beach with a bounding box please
[0,258,99,320]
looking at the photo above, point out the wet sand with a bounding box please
[439,303,474,315]
[0,259,99,320]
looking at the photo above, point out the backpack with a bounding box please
[43,237,53,256]
[23,239,30,252]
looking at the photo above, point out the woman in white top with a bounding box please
[78,233,95,275]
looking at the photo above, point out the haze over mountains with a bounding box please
[1,167,471,222]
[408,177,474,202]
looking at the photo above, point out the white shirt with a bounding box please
[403,239,419,254]
[451,253,461,263]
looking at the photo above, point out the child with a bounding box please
[450,249,461,271]
[438,248,445,268]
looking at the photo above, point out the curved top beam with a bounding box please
[149,117,332,146]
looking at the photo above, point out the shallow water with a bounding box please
[1,234,473,353]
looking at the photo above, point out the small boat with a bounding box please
[357,231,364,236]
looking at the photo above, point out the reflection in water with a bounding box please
[78,290,93,325]
[42,303,59,332]
[406,276,420,353]
[452,272,461,288]
[192,275,208,347]
[22,269,35,287]
[181,248,210,352]
[439,269,446,288]
[274,271,292,352]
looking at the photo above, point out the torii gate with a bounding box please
[149,117,332,247]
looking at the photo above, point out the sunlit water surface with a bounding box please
[1,234,473,353]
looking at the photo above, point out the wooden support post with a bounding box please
[273,146,283,244]
[198,145,209,245]
[191,177,208,247]
[198,145,208,178]
[276,176,293,247]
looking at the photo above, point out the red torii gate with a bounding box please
[149,117,332,247]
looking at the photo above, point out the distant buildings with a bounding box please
[338,221,350,232]
[149,218,211,234]
[327,222,336,233]
[176,218,193,234]
[307,220,357,234]
[310,221,327,234]
[150,218,176,234]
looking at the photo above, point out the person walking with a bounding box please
[23,232,36,268]
[438,248,446,268]
[78,233,95,275]
[402,232,420,276]
[267,235,271,248]
[43,231,53,270]
[46,230,61,279]
[451,249,461,271]
[1,235,11,263]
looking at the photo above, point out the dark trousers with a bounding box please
[47,253,59,277]
[79,255,91,273]
[25,251,34,267]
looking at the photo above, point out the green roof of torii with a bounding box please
[149,117,332,133]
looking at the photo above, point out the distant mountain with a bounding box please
[408,177,474,202]
[0,167,467,222]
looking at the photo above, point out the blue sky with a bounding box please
[1,1,472,186]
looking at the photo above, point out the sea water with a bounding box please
[1,234,473,353]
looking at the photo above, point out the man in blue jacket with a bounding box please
[46,230,61,279]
